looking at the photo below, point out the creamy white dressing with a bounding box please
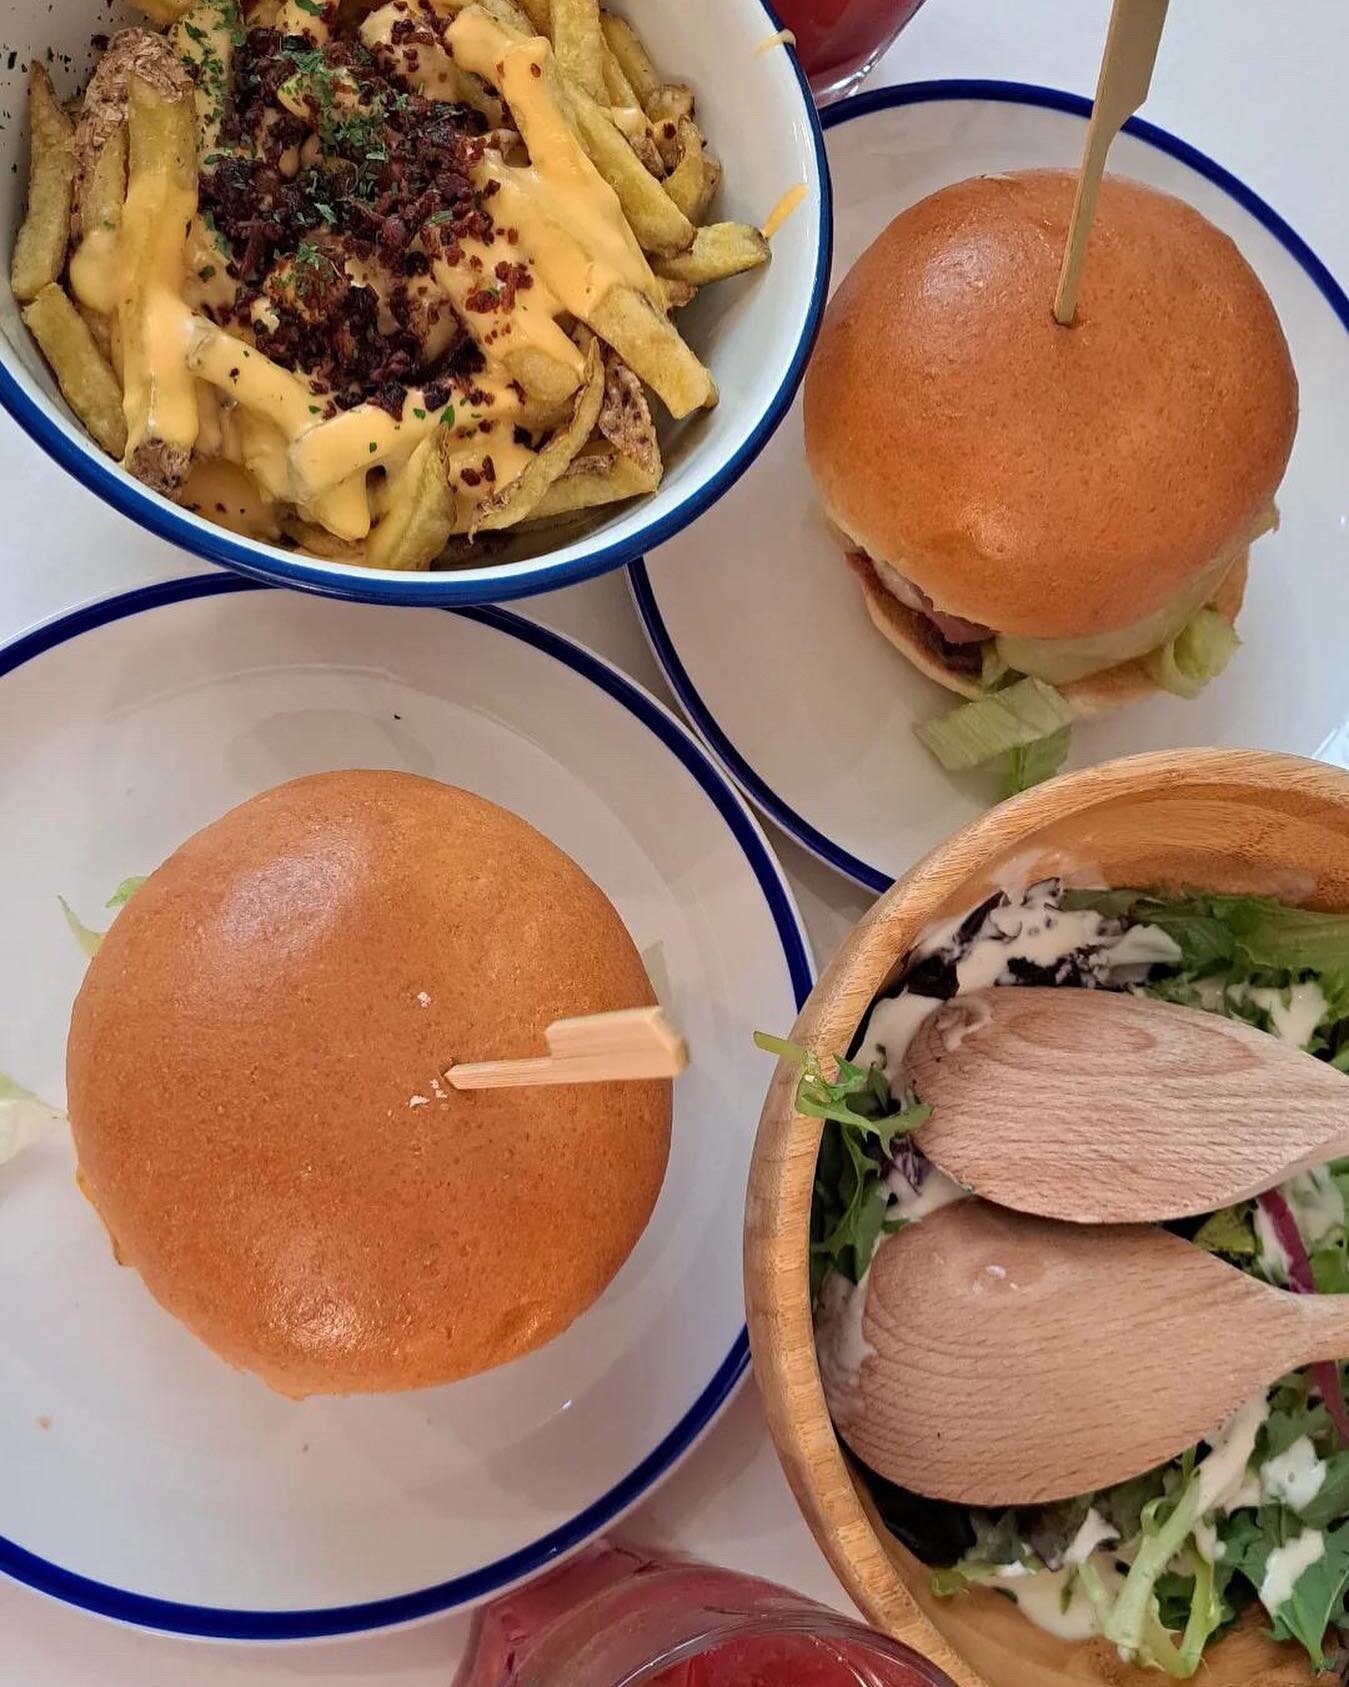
[1283,1165,1346,1248]
[1007,1556,1124,1642]
[1261,1528,1326,1613]
[1065,1507,1118,1567]
[1198,1396,1269,1513]
[814,1266,874,1432]
[884,1165,966,1222]
[1254,1202,1296,1285]
[1248,980,1328,1051]
[1192,1516,1224,1564]
[1261,1435,1328,1512]
[856,991,941,1090]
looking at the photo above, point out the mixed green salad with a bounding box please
[767,880,1349,1677]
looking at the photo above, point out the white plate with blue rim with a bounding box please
[0,576,811,1638]
[631,81,1349,895]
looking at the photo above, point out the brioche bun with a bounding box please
[66,771,671,1397]
[805,169,1296,644]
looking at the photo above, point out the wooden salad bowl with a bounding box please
[745,748,1349,1687]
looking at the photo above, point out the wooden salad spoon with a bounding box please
[904,986,1349,1223]
[842,1200,1349,1506]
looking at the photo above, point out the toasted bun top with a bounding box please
[66,771,670,1397]
[804,170,1297,638]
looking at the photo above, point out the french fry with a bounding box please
[589,285,715,417]
[68,124,127,327]
[475,0,535,33]
[516,0,551,29]
[430,246,584,405]
[131,0,196,21]
[470,339,603,532]
[73,122,127,251]
[655,275,696,312]
[171,0,242,156]
[365,434,457,570]
[550,0,606,102]
[652,221,770,286]
[277,0,339,37]
[525,443,658,521]
[696,154,723,223]
[662,118,707,221]
[597,351,660,483]
[279,513,366,562]
[11,65,75,304]
[600,42,641,113]
[22,284,128,456]
[572,96,693,256]
[119,67,201,494]
[599,11,658,104]
[502,345,586,408]
[77,300,118,367]
[645,83,694,170]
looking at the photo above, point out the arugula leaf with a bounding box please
[753,1034,930,1140]
[1221,1507,1349,1669]
[1267,1522,1349,1668]
[1297,1455,1349,1529]
[759,1033,931,1289]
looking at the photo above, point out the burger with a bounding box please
[804,169,1298,782]
[65,770,672,1397]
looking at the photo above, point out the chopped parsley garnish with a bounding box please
[440,405,457,429]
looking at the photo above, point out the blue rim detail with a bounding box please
[0,573,814,1639]
[630,77,1349,897]
[0,4,831,609]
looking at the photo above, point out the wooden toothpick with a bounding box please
[1054,0,1171,325]
[444,1006,688,1091]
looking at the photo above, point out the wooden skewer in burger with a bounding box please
[66,771,681,1398]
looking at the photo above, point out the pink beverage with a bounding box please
[770,0,929,105]
[455,1542,954,1687]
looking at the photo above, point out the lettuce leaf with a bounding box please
[59,876,145,958]
[1144,609,1241,701]
[0,1073,65,1167]
[1193,1203,1257,1259]
[58,896,103,958]
[1004,726,1071,797]
[1061,888,1349,978]
[915,677,1075,772]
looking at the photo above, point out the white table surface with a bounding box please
[3,1,1345,1680]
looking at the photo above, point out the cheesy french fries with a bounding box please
[9,0,774,571]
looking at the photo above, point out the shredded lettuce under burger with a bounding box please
[915,603,1242,795]
[767,882,1349,1676]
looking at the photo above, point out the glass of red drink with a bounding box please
[456,1542,954,1687]
[773,0,929,105]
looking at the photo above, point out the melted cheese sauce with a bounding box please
[761,183,808,240]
